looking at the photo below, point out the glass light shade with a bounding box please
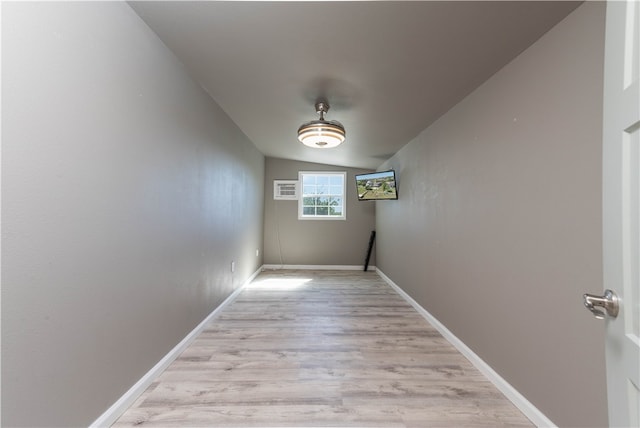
[297,120,346,148]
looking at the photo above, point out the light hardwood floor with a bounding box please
[113,270,533,427]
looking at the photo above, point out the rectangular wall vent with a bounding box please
[273,180,298,200]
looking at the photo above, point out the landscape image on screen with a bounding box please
[356,170,397,200]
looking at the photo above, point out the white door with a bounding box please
[601,0,640,426]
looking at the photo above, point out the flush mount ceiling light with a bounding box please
[297,101,346,148]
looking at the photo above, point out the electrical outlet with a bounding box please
[231,261,235,273]
[256,249,260,257]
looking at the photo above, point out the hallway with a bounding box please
[114,270,532,427]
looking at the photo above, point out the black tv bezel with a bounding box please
[355,169,398,201]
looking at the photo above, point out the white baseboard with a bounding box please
[376,269,556,428]
[90,266,263,427]
[262,264,376,271]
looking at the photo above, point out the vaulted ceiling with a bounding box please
[130,1,582,169]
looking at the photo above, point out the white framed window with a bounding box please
[298,171,346,220]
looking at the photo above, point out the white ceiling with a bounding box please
[129,1,581,169]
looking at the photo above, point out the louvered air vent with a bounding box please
[273,180,298,200]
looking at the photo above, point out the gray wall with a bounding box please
[264,157,376,267]
[376,3,607,427]
[1,3,264,427]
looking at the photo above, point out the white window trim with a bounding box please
[298,171,347,221]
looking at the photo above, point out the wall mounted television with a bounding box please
[355,170,398,201]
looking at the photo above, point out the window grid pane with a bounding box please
[299,172,346,219]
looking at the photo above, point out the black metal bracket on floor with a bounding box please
[364,230,376,272]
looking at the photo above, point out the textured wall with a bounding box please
[375,3,607,427]
[1,3,264,426]
[263,157,376,267]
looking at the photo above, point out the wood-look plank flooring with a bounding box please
[113,270,533,427]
